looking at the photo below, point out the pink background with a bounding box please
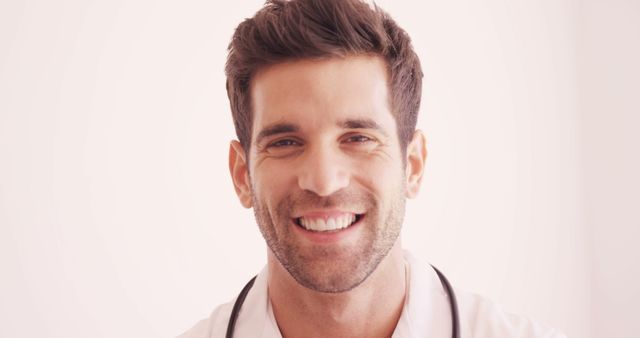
[0,1,638,337]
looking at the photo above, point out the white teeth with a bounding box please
[299,214,357,232]
[326,218,336,230]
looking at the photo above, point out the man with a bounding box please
[180,0,566,337]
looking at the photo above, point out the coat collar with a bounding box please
[234,250,452,338]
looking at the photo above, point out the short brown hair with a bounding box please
[225,0,423,152]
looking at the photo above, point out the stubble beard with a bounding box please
[252,186,406,293]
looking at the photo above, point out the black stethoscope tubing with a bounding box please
[225,265,460,338]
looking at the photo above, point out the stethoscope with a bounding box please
[225,265,460,338]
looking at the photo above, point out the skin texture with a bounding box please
[229,55,427,338]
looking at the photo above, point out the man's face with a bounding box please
[230,56,423,293]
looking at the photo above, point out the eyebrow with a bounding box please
[338,118,388,137]
[254,117,388,145]
[255,122,299,145]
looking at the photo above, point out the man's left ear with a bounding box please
[405,130,428,198]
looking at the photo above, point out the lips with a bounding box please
[295,213,363,232]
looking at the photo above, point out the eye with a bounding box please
[267,138,301,148]
[343,134,375,144]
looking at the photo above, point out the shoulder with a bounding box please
[176,301,234,338]
[177,269,272,338]
[457,291,567,338]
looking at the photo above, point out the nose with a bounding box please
[297,144,350,196]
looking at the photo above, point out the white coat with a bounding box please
[179,251,566,338]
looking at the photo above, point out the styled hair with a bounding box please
[225,0,423,152]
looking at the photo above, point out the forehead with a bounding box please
[250,56,395,137]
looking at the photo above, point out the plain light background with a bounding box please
[0,0,638,337]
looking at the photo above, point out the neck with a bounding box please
[267,242,406,338]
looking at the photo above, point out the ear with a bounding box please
[229,140,253,208]
[405,130,428,198]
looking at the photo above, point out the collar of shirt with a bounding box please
[234,250,453,338]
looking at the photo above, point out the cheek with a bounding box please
[252,163,294,203]
[353,158,404,192]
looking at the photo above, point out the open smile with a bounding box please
[294,213,364,232]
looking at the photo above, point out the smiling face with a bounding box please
[229,56,426,293]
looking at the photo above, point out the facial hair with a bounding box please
[252,184,405,293]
